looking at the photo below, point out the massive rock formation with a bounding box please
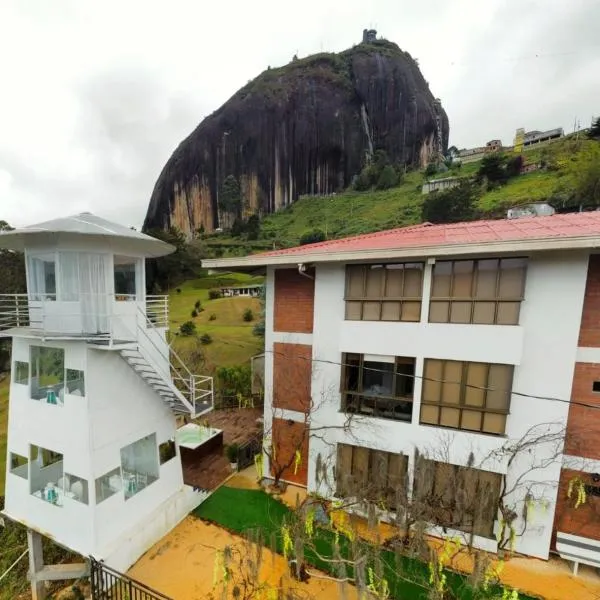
[144,36,449,236]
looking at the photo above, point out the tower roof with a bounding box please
[0,212,174,257]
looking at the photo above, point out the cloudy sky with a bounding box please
[0,0,598,228]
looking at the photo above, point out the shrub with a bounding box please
[216,365,252,397]
[179,320,196,336]
[243,308,254,322]
[176,288,182,294]
[299,229,326,245]
[376,165,400,190]
[209,313,217,321]
[191,309,198,318]
[225,443,240,463]
[194,300,202,309]
[200,333,213,345]
[422,181,478,224]
[208,289,222,300]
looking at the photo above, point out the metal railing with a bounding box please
[90,557,172,600]
[146,295,169,328]
[0,294,30,331]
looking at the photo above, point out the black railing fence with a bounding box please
[90,557,172,600]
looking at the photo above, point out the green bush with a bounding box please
[179,320,196,336]
[191,309,198,318]
[216,365,252,397]
[209,313,217,321]
[422,181,478,224]
[200,333,213,345]
[376,165,400,190]
[243,308,254,322]
[194,300,202,309]
[299,229,326,245]
[225,443,240,463]
[208,289,222,300]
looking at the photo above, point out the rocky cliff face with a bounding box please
[144,38,449,236]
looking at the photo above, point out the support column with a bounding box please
[27,529,45,600]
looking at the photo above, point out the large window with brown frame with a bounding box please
[413,457,501,538]
[420,359,513,435]
[429,258,527,325]
[341,353,415,422]
[345,263,424,322]
[335,443,408,509]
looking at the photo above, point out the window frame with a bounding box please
[420,359,514,435]
[429,257,527,325]
[344,262,424,322]
[340,353,415,422]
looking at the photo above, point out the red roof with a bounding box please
[259,212,600,258]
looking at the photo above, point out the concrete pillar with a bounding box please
[27,529,46,600]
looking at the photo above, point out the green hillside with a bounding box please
[205,135,598,251]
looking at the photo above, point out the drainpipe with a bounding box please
[297,264,314,280]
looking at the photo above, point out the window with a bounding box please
[420,359,513,435]
[345,263,424,322]
[29,445,64,506]
[95,467,122,504]
[114,256,138,300]
[336,443,408,509]
[27,254,57,301]
[120,434,159,499]
[593,381,600,393]
[66,369,85,396]
[341,353,415,422]
[413,458,501,538]
[159,440,177,465]
[30,346,65,404]
[14,361,28,385]
[63,473,89,504]
[429,258,527,325]
[10,453,28,479]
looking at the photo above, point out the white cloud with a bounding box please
[0,0,598,228]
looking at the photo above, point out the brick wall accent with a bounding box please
[273,342,312,413]
[274,268,315,333]
[565,362,600,460]
[579,255,600,347]
[553,468,600,543]
[271,417,309,486]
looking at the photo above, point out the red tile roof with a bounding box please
[258,212,600,258]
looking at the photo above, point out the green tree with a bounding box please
[589,116,600,139]
[574,145,600,206]
[215,365,252,397]
[245,214,261,240]
[219,175,242,216]
[376,165,399,190]
[179,320,196,336]
[299,229,326,245]
[477,153,508,185]
[243,308,254,322]
[421,181,478,224]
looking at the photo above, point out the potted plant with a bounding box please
[226,443,239,471]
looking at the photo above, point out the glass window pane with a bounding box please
[422,360,442,403]
[381,301,401,321]
[95,467,122,504]
[365,266,385,298]
[395,359,415,398]
[497,302,521,325]
[429,301,449,323]
[442,361,462,405]
[28,254,57,301]
[343,354,361,392]
[473,301,496,324]
[498,258,527,298]
[461,410,483,431]
[64,473,89,504]
[486,365,513,410]
[452,261,474,297]
[474,260,499,299]
[450,301,472,323]
[465,363,487,407]
[384,265,404,297]
[362,302,381,320]
[66,369,85,396]
[346,266,364,298]
[159,440,177,464]
[482,413,507,435]
[420,404,439,425]
[30,445,63,506]
[120,433,159,500]
[345,301,362,320]
[114,256,138,299]
[363,361,394,397]
[431,262,452,297]
[403,265,423,297]
[440,407,460,428]
[30,346,65,405]
[10,453,28,479]
[401,301,421,322]
[14,361,29,385]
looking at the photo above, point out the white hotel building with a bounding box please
[204,212,600,572]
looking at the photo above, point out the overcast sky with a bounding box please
[0,0,598,228]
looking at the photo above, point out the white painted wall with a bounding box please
[269,250,591,560]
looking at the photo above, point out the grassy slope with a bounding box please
[251,136,596,247]
[0,377,7,496]
[168,272,265,373]
[195,486,534,600]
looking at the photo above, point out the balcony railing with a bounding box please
[0,294,30,331]
[342,391,413,422]
[146,295,169,328]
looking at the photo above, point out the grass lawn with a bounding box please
[194,487,535,600]
[168,272,265,373]
[0,377,8,496]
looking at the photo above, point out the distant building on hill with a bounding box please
[220,284,262,298]
[458,139,504,164]
[422,176,461,195]
[514,127,563,151]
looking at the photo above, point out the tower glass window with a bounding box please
[27,253,56,301]
[30,346,65,404]
[114,256,138,300]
